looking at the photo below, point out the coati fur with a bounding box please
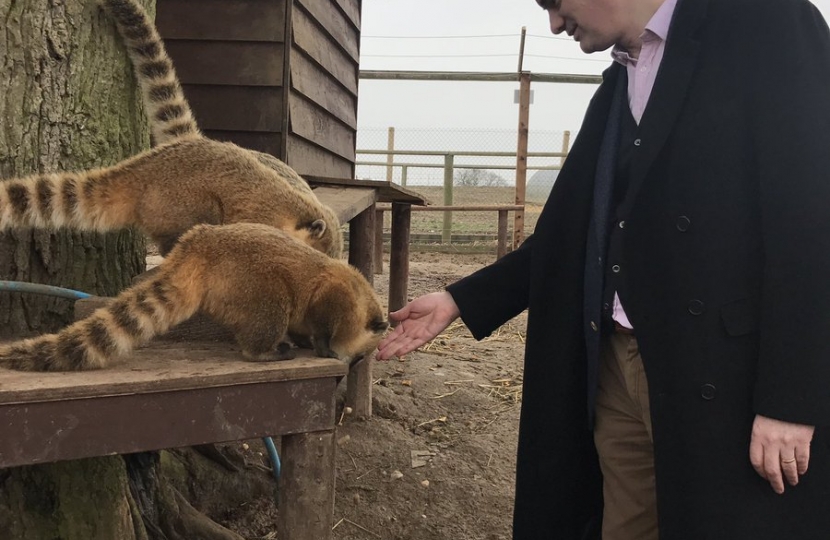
[0,0,342,258]
[0,223,388,372]
[99,0,343,256]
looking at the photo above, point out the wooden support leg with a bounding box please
[348,205,376,417]
[346,353,374,418]
[388,202,412,316]
[277,430,337,540]
[374,209,384,275]
[349,204,375,284]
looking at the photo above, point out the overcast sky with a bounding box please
[357,0,830,138]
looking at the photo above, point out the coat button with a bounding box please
[612,265,621,273]
[688,299,705,315]
[619,220,626,229]
[676,216,691,232]
[590,321,599,332]
[700,384,717,400]
[633,138,642,146]
[603,302,611,312]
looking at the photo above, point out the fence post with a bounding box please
[561,130,571,167]
[497,210,508,260]
[514,71,531,249]
[442,153,454,243]
[401,165,408,187]
[386,127,395,182]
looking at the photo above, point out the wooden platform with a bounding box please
[0,342,346,540]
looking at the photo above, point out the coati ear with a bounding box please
[309,219,327,239]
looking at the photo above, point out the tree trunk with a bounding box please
[0,4,276,539]
[0,0,147,338]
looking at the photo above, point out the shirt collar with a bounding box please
[611,0,679,66]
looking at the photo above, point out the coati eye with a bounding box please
[369,318,389,333]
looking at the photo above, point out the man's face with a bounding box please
[543,0,629,54]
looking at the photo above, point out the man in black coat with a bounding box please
[378,0,830,538]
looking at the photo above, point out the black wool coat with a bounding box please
[446,0,830,538]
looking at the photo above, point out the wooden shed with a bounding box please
[156,0,361,179]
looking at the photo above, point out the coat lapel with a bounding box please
[621,0,710,215]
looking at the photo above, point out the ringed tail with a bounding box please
[101,0,201,145]
[0,170,135,232]
[0,270,202,372]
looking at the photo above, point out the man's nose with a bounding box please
[548,9,566,34]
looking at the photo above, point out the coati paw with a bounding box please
[242,342,296,362]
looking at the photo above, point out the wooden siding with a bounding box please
[156,0,361,175]
[156,0,286,42]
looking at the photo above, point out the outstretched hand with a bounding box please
[376,291,461,360]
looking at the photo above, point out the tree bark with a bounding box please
[0,0,147,338]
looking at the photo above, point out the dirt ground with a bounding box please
[222,250,527,540]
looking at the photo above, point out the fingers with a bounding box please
[749,415,815,495]
[780,451,799,488]
[795,443,810,476]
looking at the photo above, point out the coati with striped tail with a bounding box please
[0,224,388,372]
[0,0,342,258]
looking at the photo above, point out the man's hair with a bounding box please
[536,0,560,8]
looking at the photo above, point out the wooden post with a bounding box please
[517,26,527,73]
[347,206,376,417]
[277,430,337,540]
[497,209,508,260]
[443,153,454,244]
[561,130,571,167]
[514,71,531,249]
[388,203,411,316]
[374,208,384,275]
[386,127,395,182]
[401,165,408,187]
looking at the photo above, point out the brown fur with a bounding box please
[0,224,387,372]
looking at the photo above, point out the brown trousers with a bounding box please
[593,331,659,540]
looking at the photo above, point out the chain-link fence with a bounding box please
[357,127,569,251]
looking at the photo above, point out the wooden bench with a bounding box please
[0,343,346,540]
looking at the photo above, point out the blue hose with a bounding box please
[0,280,92,300]
[0,280,283,483]
[263,436,281,483]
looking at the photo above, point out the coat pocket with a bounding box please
[720,297,759,337]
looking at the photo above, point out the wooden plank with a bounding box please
[312,186,376,225]
[287,135,354,178]
[291,9,358,96]
[332,0,361,30]
[388,203,411,314]
[0,345,346,404]
[205,130,283,158]
[166,41,284,86]
[290,53,357,129]
[374,208,384,275]
[295,0,359,62]
[157,0,287,42]
[277,430,336,540]
[497,209,509,260]
[514,72,531,248]
[182,85,284,132]
[0,377,338,468]
[305,176,427,204]
[289,94,355,161]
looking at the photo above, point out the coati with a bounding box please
[0,223,388,372]
[0,0,342,258]
[98,0,343,255]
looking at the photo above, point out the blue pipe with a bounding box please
[0,280,92,300]
[263,436,281,483]
[0,280,283,483]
